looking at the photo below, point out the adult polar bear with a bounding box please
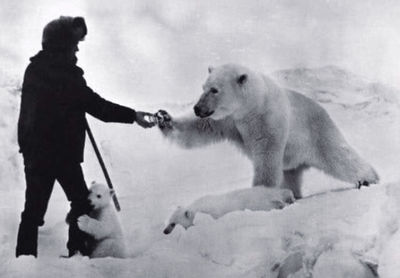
[158,64,379,198]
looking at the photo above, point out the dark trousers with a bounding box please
[16,162,91,257]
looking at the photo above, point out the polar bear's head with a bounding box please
[194,64,259,120]
[163,206,195,234]
[87,182,114,210]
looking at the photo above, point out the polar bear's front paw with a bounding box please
[77,215,91,232]
[156,110,173,130]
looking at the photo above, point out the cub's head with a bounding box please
[163,206,195,234]
[87,182,114,210]
[194,64,251,120]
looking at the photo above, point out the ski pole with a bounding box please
[85,119,121,211]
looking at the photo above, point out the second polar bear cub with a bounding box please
[163,187,294,234]
[159,64,379,198]
[77,182,127,258]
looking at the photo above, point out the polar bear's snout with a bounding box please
[87,193,98,210]
[194,90,217,118]
[163,223,176,234]
[88,199,95,209]
[194,104,214,118]
[194,105,201,116]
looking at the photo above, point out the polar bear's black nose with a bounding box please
[163,223,175,235]
[87,200,94,210]
[194,105,201,116]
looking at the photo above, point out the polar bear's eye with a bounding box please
[97,194,102,198]
[210,88,218,94]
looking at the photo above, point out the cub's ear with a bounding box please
[237,74,248,85]
[184,210,193,219]
[109,189,115,196]
[208,66,214,74]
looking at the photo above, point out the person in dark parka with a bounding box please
[16,16,155,257]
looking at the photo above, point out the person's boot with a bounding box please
[66,199,92,257]
[68,249,82,257]
[16,219,38,257]
[67,221,92,257]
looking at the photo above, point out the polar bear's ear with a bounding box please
[208,66,214,74]
[237,74,248,85]
[109,189,115,197]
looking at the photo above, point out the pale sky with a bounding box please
[1,0,400,104]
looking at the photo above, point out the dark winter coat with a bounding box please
[18,51,136,166]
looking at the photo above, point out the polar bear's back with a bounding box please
[103,207,124,237]
[227,187,293,210]
[193,187,293,218]
[286,89,343,140]
[283,90,347,169]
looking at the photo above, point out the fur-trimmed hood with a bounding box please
[42,16,87,51]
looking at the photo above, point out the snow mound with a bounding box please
[1,183,399,277]
[272,65,400,118]
[0,71,23,190]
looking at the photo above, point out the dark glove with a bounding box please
[135,111,157,128]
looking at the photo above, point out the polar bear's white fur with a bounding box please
[163,187,294,234]
[77,182,127,258]
[160,64,379,198]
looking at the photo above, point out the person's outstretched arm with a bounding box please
[78,77,155,128]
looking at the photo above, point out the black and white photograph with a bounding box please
[1,0,399,277]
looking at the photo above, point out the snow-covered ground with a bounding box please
[0,64,399,277]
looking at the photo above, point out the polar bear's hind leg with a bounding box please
[313,136,379,188]
[281,165,309,199]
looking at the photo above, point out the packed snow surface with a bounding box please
[0,66,399,277]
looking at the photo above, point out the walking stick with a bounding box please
[85,120,121,211]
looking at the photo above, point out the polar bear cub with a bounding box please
[163,187,294,234]
[77,182,127,258]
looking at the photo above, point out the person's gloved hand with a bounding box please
[156,110,172,129]
[135,111,157,128]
